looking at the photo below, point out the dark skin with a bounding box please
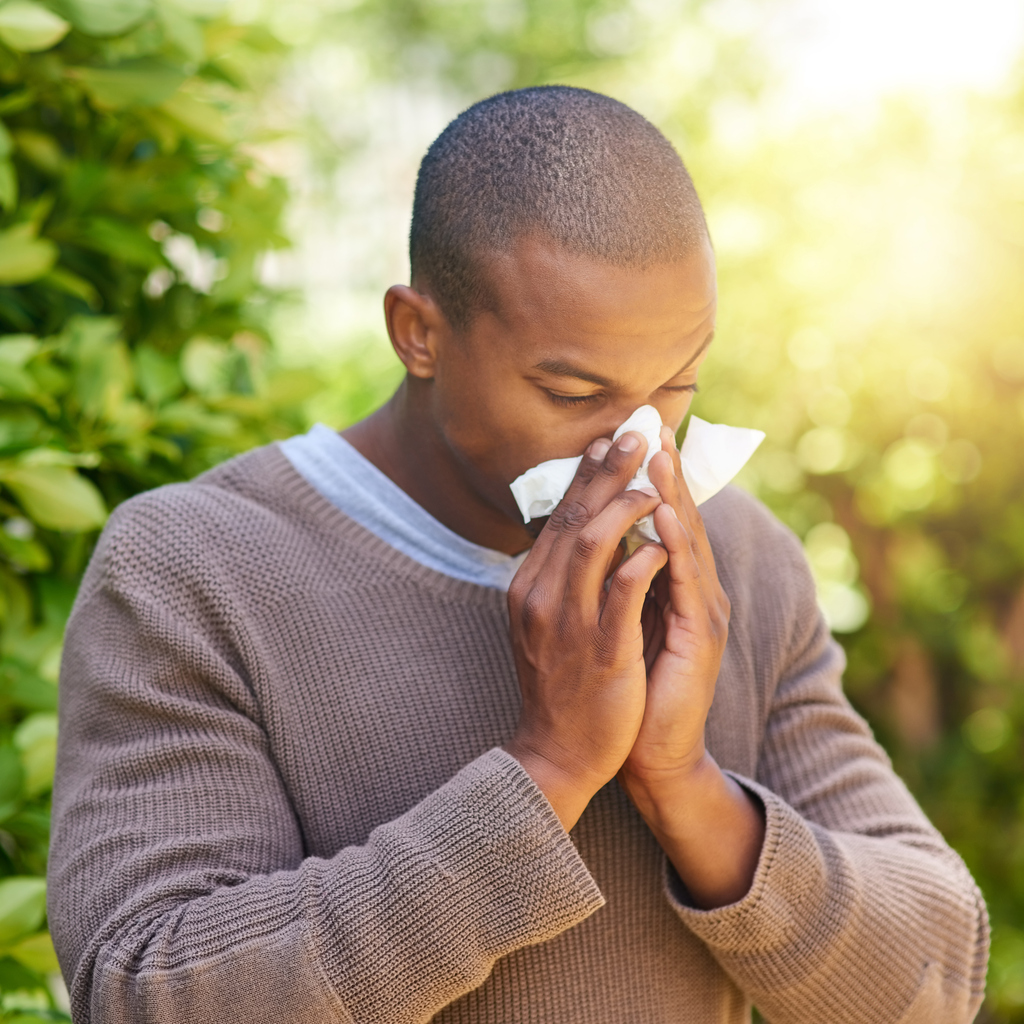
[344,232,765,910]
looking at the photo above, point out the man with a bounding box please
[49,86,987,1023]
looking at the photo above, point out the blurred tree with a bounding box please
[0,0,320,1015]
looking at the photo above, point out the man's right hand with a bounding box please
[504,431,667,831]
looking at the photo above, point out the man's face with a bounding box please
[425,232,718,522]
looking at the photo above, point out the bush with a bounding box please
[0,1,317,1015]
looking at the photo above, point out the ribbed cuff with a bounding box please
[315,747,605,1018]
[458,747,607,941]
[663,772,839,965]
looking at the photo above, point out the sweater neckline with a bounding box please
[253,443,514,612]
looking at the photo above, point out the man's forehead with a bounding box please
[483,234,714,323]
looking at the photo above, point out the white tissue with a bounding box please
[509,405,765,548]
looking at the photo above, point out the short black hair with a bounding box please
[409,85,708,330]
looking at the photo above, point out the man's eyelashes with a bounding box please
[545,383,699,407]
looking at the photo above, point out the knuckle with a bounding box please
[571,458,600,488]
[574,526,604,560]
[520,588,548,629]
[616,490,651,514]
[598,446,635,478]
[508,572,528,600]
[552,500,592,533]
[610,563,640,594]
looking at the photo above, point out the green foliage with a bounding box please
[0,0,318,1014]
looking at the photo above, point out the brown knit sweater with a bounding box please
[48,443,988,1024]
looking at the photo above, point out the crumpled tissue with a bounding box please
[509,405,765,550]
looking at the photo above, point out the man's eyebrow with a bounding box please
[533,332,715,389]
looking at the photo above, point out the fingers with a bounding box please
[661,424,683,480]
[527,430,651,586]
[648,448,719,586]
[563,487,661,611]
[651,501,710,621]
[516,435,614,581]
[601,542,667,638]
[557,430,649,531]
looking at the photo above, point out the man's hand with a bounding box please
[619,425,766,910]
[623,424,731,785]
[504,431,666,832]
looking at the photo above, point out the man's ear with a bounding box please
[384,284,448,379]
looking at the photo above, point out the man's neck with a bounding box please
[341,382,534,556]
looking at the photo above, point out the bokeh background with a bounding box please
[0,0,1022,1020]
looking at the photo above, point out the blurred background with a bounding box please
[0,0,1022,1019]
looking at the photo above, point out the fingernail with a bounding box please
[617,433,640,453]
[589,438,612,461]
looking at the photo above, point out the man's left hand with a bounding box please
[617,425,765,910]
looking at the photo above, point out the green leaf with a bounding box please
[14,713,57,798]
[61,316,134,420]
[0,464,107,531]
[0,159,18,210]
[180,335,229,394]
[17,447,100,469]
[42,266,100,308]
[4,930,60,974]
[20,193,55,232]
[73,58,186,109]
[156,3,204,63]
[0,953,43,993]
[0,408,46,455]
[0,528,51,572]
[0,1,71,53]
[0,119,11,159]
[0,877,46,946]
[166,0,228,15]
[73,216,163,268]
[160,92,230,144]
[13,129,64,175]
[134,343,183,404]
[0,359,43,401]
[0,335,39,367]
[58,0,151,37]
[0,225,58,286]
[0,90,34,117]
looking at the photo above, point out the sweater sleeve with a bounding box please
[47,501,604,1024]
[665,514,989,1024]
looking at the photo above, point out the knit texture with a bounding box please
[48,443,989,1024]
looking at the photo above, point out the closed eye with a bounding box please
[546,391,603,407]
[662,383,700,394]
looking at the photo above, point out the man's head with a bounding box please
[409,86,708,330]
[380,87,716,552]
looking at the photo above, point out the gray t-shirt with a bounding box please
[279,423,528,590]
